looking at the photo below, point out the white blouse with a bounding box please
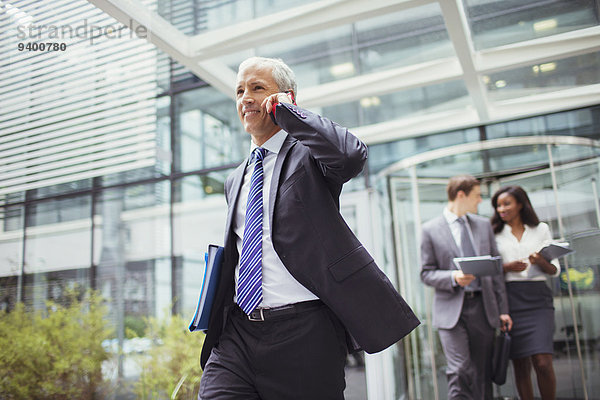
[495,222,561,282]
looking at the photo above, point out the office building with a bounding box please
[1,0,599,398]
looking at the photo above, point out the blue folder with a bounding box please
[188,244,224,333]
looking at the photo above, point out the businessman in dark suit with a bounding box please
[198,56,420,399]
[420,175,512,400]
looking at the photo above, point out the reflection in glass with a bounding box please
[362,81,470,126]
[24,196,92,274]
[172,173,230,316]
[486,106,599,141]
[0,205,23,310]
[464,0,600,50]
[485,52,600,102]
[156,95,172,175]
[357,4,452,73]
[175,87,248,173]
[28,179,92,201]
[23,195,92,309]
[242,4,453,88]
[318,80,470,131]
[486,144,549,174]
[93,182,171,372]
[369,128,480,175]
[158,0,319,35]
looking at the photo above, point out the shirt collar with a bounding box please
[249,130,287,159]
[444,207,462,224]
[502,223,532,234]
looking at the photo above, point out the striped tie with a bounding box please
[237,147,267,314]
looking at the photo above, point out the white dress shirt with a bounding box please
[495,222,561,282]
[443,207,480,256]
[443,207,482,289]
[233,130,318,307]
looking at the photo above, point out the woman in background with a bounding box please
[491,186,560,400]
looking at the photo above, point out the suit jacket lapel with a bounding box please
[268,135,296,227]
[224,161,248,246]
[439,216,461,261]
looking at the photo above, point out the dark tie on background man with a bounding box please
[458,217,480,291]
[458,217,476,257]
[237,147,267,314]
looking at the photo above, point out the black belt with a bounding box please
[464,291,481,299]
[237,300,324,322]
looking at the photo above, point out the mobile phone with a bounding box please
[285,91,296,105]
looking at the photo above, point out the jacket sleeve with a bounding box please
[271,102,367,184]
[420,226,457,293]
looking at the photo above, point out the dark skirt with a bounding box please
[506,281,555,359]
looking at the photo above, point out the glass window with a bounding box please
[23,195,91,310]
[94,182,171,340]
[357,4,453,73]
[2,204,24,232]
[486,144,549,174]
[0,205,23,310]
[24,196,92,275]
[486,106,600,140]
[172,172,231,316]
[463,0,600,50]
[485,52,600,102]
[317,80,470,130]
[368,128,480,174]
[223,4,452,88]
[156,95,172,175]
[26,196,91,227]
[27,179,92,201]
[22,269,90,310]
[318,101,361,129]
[174,87,248,173]
[258,24,354,84]
[364,81,470,126]
[159,0,320,35]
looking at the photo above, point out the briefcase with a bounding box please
[491,330,511,385]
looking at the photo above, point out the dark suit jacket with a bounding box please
[420,213,508,330]
[200,103,420,368]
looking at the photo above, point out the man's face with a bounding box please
[463,185,482,214]
[236,63,280,141]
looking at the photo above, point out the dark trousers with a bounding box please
[199,303,347,400]
[438,295,495,400]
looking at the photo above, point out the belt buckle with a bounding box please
[247,308,266,322]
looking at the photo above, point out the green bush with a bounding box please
[133,313,205,400]
[0,291,112,399]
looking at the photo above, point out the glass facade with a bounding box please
[381,138,600,399]
[464,0,600,50]
[1,0,600,398]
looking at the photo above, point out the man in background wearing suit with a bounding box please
[420,175,512,399]
[198,56,420,399]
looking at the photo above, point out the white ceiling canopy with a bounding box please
[88,0,600,144]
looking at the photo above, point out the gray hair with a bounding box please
[238,56,297,97]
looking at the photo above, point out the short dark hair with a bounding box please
[447,175,480,201]
[490,185,540,234]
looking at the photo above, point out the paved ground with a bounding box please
[344,355,368,400]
